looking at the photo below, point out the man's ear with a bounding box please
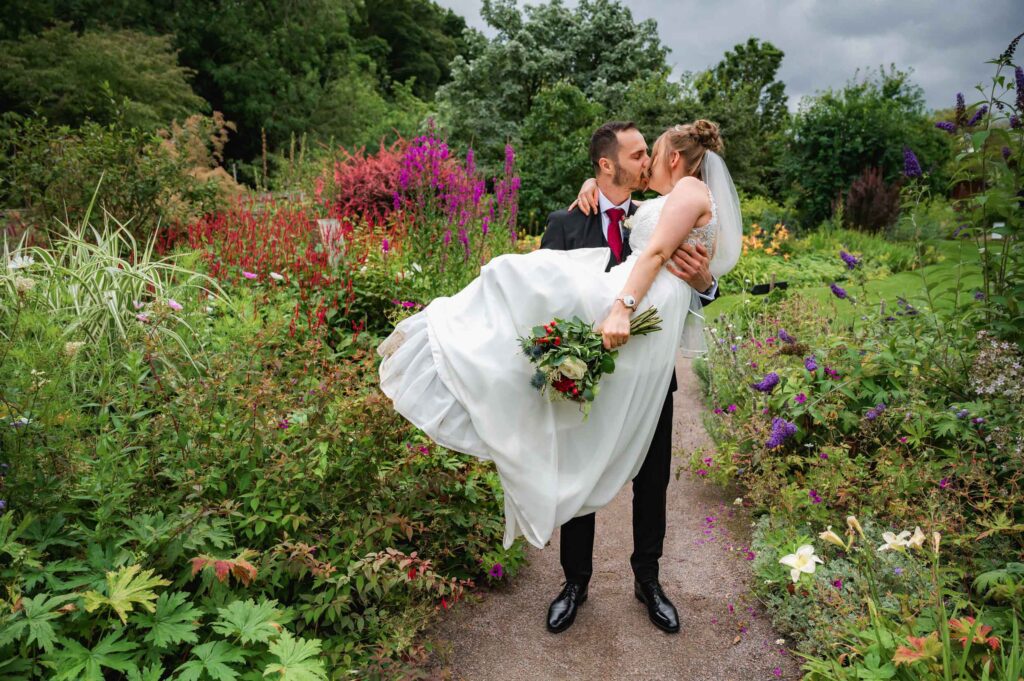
[597,157,614,177]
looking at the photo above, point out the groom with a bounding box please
[540,121,719,634]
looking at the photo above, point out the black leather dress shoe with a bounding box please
[634,579,680,633]
[546,582,588,633]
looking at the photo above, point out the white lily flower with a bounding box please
[846,516,865,539]
[778,544,824,583]
[877,530,912,552]
[818,526,847,549]
[7,253,34,270]
[906,526,926,551]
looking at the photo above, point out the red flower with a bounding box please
[554,337,561,346]
[552,377,576,394]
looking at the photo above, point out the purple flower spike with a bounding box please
[966,105,988,127]
[751,372,780,393]
[1012,115,1022,130]
[778,328,796,344]
[1003,146,1012,161]
[805,356,819,373]
[1016,67,1024,111]
[839,250,860,270]
[935,121,957,133]
[830,282,848,300]
[766,418,797,449]
[955,93,966,124]
[903,147,922,178]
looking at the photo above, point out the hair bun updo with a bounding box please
[692,119,723,153]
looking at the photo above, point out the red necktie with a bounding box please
[606,207,624,262]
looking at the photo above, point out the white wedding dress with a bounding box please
[378,191,717,549]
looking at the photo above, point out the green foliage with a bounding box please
[352,0,474,100]
[435,0,671,172]
[692,37,789,197]
[517,82,605,229]
[0,115,224,239]
[781,66,951,227]
[930,40,1024,343]
[0,23,205,131]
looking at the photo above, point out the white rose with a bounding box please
[559,356,588,381]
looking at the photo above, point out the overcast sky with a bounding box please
[435,0,1023,111]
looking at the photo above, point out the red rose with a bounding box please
[552,377,576,393]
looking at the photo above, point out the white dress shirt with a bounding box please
[597,190,631,245]
[597,190,717,301]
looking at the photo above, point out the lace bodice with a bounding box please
[625,185,717,259]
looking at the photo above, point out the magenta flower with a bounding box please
[939,477,950,489]
[819,452,828,460]
[794,393,807,405]
[899,436,908,444]
[696,469,708,477]
[824,366,839,379]
[727,404,738,414]
[488,563,504,579]
[277,418,290,429]
[714,407,724,415]
[382,238,390,253]
[808,489,822,504]
[242,271,258,280]
[831,578,843,590]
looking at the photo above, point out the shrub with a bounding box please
[844,166,901,233]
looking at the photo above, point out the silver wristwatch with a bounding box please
[616,294,637,310]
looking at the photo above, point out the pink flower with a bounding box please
[794,393,807,405]
[167,299,183,311]
[773,666,782,677]
[899,436,908,444]
[939,477,950,489]
[242,271,258,280]
[136,313,150,323]
[132,300,144,309]
[745,550,756,560]
[727,404,738,413]
[696,469,708,477]
[832,578,843,590]
[703,457,713,465]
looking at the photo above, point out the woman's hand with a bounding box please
[568,178,600,215]
[598,303,632,350]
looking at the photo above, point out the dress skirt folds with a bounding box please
[378,246,693,549]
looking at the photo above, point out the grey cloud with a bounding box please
[436,0,1023,109]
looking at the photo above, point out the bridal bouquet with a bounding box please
[518,308,662,417]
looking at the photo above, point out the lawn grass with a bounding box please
[712,238,986,325]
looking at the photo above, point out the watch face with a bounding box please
[623,295,636,307]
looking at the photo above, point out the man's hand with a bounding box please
[667,243,713,293]
[567,178,600,215]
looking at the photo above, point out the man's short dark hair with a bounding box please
[589,121,638,173]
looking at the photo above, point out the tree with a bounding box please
[352,0,475,99]
[517,82,605,228]
[0,24,205,130]
[435,0,671,171]
[780,66,951,228]
[690,37,789,197]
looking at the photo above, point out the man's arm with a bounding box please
[540,211,569,251]
[667,243,719,306]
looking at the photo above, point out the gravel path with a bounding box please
[428,357,802,680]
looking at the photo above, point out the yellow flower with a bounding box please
[846,515,865,539]
[818,526,847,549]
[906,526,926,551]
[779,545,824,583]
[878,530,912,552]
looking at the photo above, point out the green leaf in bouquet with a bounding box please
[601,354,617,374]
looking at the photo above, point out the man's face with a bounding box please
[611,129,650,192]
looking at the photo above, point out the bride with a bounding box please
[378,120,741,549]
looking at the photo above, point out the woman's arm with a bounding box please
[598,177,710,350]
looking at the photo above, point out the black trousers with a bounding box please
[559,385,674,586]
